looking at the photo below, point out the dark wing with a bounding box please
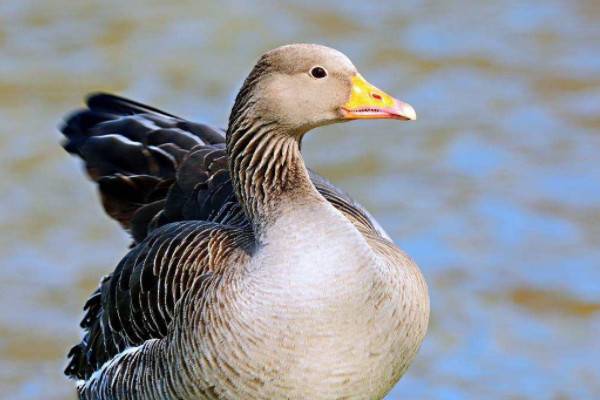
[62,93,388,380]
[61,93,245,244]
[65,220,253,380]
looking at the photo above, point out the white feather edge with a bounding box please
[76,339,159,390]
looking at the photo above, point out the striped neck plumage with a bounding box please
[226,116,316,235]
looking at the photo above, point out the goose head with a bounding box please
[229,43,416,135]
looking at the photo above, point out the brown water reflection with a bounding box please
[1,1,599,399]
[509,288,600,317]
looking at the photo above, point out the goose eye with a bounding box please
[310,66,328,79]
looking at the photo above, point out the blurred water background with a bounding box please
[1,1,599,399]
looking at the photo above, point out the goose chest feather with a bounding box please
[62,43,429,400]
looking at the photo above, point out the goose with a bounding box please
[62,43,429,400]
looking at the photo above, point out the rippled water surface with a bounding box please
[1,1,599,399]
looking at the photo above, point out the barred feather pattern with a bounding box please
[75,222,255,400]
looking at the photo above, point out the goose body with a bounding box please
[63,44,429,400]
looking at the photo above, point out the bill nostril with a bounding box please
[371,93,382,101]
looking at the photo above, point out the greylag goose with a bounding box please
[62,44,429,400]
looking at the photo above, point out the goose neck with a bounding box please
[226,120,320,236]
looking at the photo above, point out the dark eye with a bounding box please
[310,66,327,79]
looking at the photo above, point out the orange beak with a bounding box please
[341,74,416,121]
